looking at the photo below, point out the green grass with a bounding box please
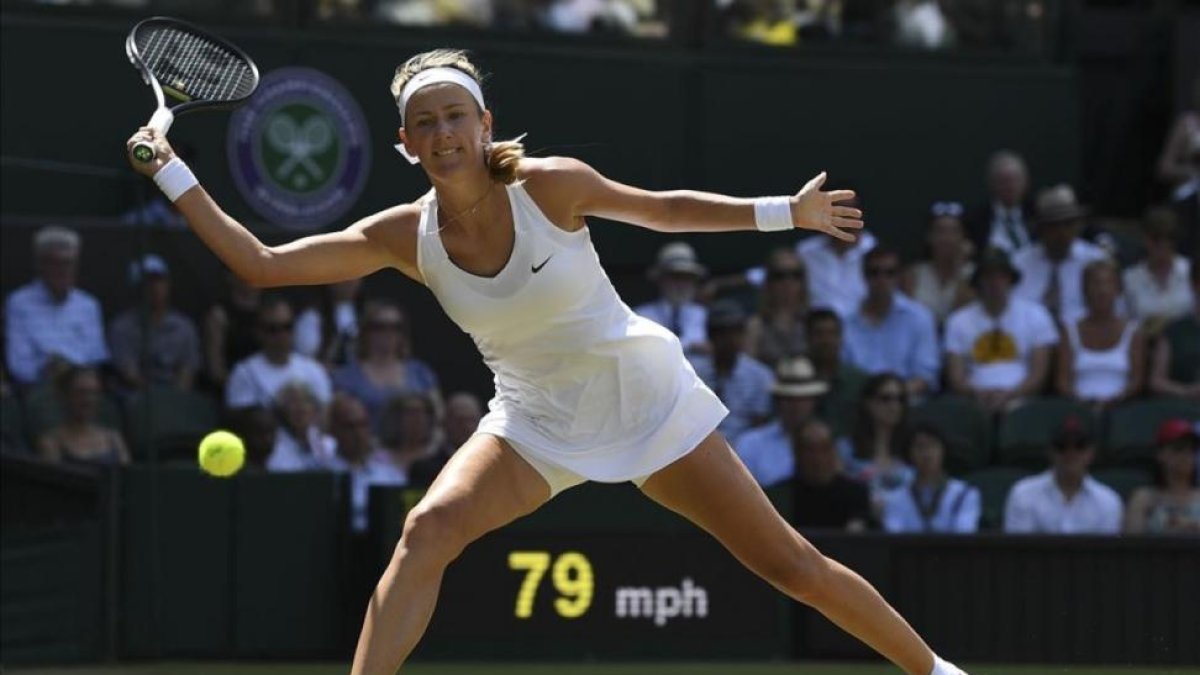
[9,663,1200,675]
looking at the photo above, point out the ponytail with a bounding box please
[486,137,525,185]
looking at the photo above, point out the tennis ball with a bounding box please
[198,430,245,478]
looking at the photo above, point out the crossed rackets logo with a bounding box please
[266,112,334,187]
[228,66,369,231]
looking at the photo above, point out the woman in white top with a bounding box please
[1122,207,1194,327]
[901,201,974,325]
[126,49,962,675]
[1056,259,1145,406]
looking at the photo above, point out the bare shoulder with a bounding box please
[517,157,596,230]
[353,201,424,281]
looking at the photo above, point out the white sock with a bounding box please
[930,654,964,675]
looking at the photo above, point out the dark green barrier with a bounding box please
[119,467,349,659]
[371,482,794,661]
[0,457,114,666]
[120,466,234,657]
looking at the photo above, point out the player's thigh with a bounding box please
[639,431,821,590]
[404,434,551,555]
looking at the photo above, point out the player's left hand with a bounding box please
[791,172,863,242]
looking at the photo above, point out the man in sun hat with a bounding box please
[1011,184,1109,322]
[732,356,829,487]
[1003,414,1122,534]
[635,241,710,352]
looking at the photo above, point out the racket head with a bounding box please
[126,16,260,116]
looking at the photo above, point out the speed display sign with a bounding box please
[417,531,789,660]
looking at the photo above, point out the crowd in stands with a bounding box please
[716,0,1049,52]
[2,148,1198,537]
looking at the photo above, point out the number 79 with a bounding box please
[508,551,594,619]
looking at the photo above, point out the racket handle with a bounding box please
[134,108,176,164]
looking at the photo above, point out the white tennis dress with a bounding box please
[415,182,728,492]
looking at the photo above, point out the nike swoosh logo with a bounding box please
[531,255,552,274]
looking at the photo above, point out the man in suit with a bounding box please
[967,150,1035,256]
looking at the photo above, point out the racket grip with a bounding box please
[148,107,175,135]
[134,108,176,163]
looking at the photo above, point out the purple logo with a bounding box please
[228,67,370,231]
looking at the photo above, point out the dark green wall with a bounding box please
[1,14,1080,275]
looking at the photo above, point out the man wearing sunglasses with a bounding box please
[226,296,333,410]
[842,247,940,397]
[1002,415,1122,534]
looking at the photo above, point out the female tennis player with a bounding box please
[127,49,966,675]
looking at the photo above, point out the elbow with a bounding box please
[237,248,279,288]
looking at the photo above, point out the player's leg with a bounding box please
[351,434,551,675]
[638,430,940,675]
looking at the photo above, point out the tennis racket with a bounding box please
[126,16,260,163]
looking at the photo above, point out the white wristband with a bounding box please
[754,196,793,232]
[152,157,199,202]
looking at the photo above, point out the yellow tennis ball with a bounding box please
[198,430,245,478]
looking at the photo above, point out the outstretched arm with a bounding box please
[126,127,420,288]
[539,157,863,241]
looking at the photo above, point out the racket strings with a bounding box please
[136,26,255,103]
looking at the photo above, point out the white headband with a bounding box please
[395,67,487,165]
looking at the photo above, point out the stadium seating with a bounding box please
[22,383,123,445]
[910,395,993,473]
[123,386,220,463]
[995,398,1097,467]
[1092,466,1154,502]
[1102,397,1200,466]
[964,466,1035,530]
[1,394,25,453]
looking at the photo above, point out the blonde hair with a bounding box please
[1082,257,1122,296]
[390,49,525,185]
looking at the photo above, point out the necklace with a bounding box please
[437,181,495,232]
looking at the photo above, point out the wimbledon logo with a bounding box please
[228,67,370,231]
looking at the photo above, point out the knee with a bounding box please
[760,538,834,605]
[395,502,471,567]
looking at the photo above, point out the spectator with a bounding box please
[5,226,108,386]
[1124,419,1200,534]
[108,254,201,390]
[379,392,441,475]
[967,150,1034,255]
[635,241,709,353]
[1003,415,1122,534]
[1123,207,1194,327]
[843,247,940,397]
[229,405,277,472]
[1149,258,1200,400]
[295,279,362,367]
[225,297,332,409]
[688,301,774,441]
[735,357,828,487]
[1012,184,1109,322]
[795,228,876,318]
[325,394,406,532]
[267,381,333,472]
[791,418,872,531]
[203,269,262,389]
[409,391,484,487]
[901,201,975,325]
[1156,78,1199,254]
[36,366,129,466]
[724,0,798,46]
[837,373,916,502]
[1056,259,1145,407]
[805,308,868,435]
[881,423,980,533]
[332,299,441,431]
[945,248,1058,413]
[744,248,810,368]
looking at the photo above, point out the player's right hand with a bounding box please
[125,126,177,177]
